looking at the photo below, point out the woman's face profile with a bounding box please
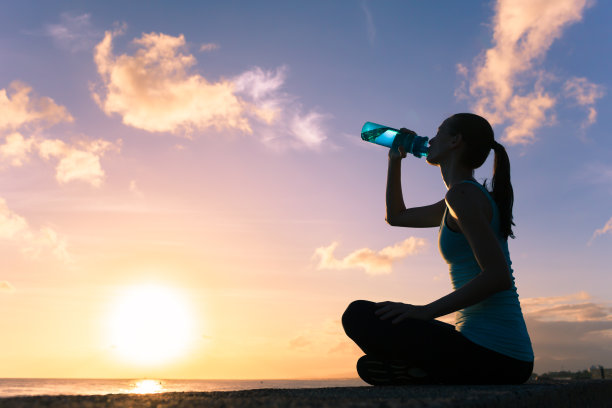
[426,120,454,165]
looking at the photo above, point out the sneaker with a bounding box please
[356,355,428,386]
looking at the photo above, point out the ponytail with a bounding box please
[447,113,516,240]
[489,141,515,239]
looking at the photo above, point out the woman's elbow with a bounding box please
[495,273,513,292]
[482,269,513,292]
[385,215,398,226]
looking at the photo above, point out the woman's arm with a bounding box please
[377,183,512,323]
[385,153,407,222]
[426,183,513,318]
[385,130,445,228]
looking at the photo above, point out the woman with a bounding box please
[342,113,534,385]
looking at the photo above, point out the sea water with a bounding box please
[0,378,367,397]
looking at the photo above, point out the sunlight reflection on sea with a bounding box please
[0,378,367,397]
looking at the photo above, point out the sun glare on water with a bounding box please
[129,379,165,394]
[109,284,195,365]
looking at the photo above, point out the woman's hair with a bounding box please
[446,113,515,239]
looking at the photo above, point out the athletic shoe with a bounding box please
[356,355,428,386]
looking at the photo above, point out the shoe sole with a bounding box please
[357,357,426,385]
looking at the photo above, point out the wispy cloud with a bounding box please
[129,180,144,198]
[233,66,286,105]
[522,291,591,308]
[0,281,15,293]
[574,162,612,193]
[521,291,612,372]
[457,0,595,144]
[361,1,376,45]
[522,291,612,322]
[314,238,427,275]
[288,318,361,357]
[527,318,612,372]
[199,43,219,52]
[290,111,328,149]
[563,77,606,129]
[45,12,101,53]
[0,198,71,263]
[589,217,612,245]
[91,28,329,150]
[0,82,119,187]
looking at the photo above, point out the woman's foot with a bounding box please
[357,355,428,386]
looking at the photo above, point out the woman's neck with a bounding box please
[440,161,474,190]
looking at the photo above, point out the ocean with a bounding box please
[0,378,367,397]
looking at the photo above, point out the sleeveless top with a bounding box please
[438,180,534,362]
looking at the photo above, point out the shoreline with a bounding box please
[1,380,611,408]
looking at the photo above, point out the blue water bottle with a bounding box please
[361,122,429,158]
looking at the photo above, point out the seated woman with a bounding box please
[342,113,534,385]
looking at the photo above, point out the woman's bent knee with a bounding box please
[342,300,375,336]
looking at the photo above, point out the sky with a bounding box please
[0,0,611,379]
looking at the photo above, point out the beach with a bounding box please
[1,380,611,408]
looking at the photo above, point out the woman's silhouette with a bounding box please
[342,113,534,385]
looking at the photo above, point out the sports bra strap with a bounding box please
[459,180,496,207]
[457,180,499,224]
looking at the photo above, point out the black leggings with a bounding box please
[342,300,533,385]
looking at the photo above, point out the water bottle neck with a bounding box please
[394,132,429,158]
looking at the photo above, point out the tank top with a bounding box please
[438,180,534,362]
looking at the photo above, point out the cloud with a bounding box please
[233,66,286,104]
[290,111,328,149]
[521,291,612,372]
[92,30,249,134]
[589,217,612,244]
[289,335,312,349]
[37,138,121,187]
[361,1,376,45]
[0,133,121,188]
[526,302,611,322]
[0,81,119,187]
[45,12,101,53]
[0,81,73,131]
[0,200,28,240]
[563,77,606,106]
[314,237,427,275]
[522,291,591,308]
[457,0,594,144]
[0,281,15,293]
[129,180,144,198]
[527,317,612,372]
[288,318,361,357]
[91,29,328,149]
[0,132,35,166]
[0,198,71,263]
[199,43,219,52]
[574,162,612,191]
[563,77,605,128]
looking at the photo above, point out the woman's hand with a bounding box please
[375,301,433,323]
[388,128,416,160]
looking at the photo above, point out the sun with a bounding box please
[108,284,195,365]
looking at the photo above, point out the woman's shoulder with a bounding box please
[445,180,486,201]
[445,181,493,221]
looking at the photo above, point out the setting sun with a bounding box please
[108,284,195,365]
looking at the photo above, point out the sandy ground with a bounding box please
[1,380,611,408]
